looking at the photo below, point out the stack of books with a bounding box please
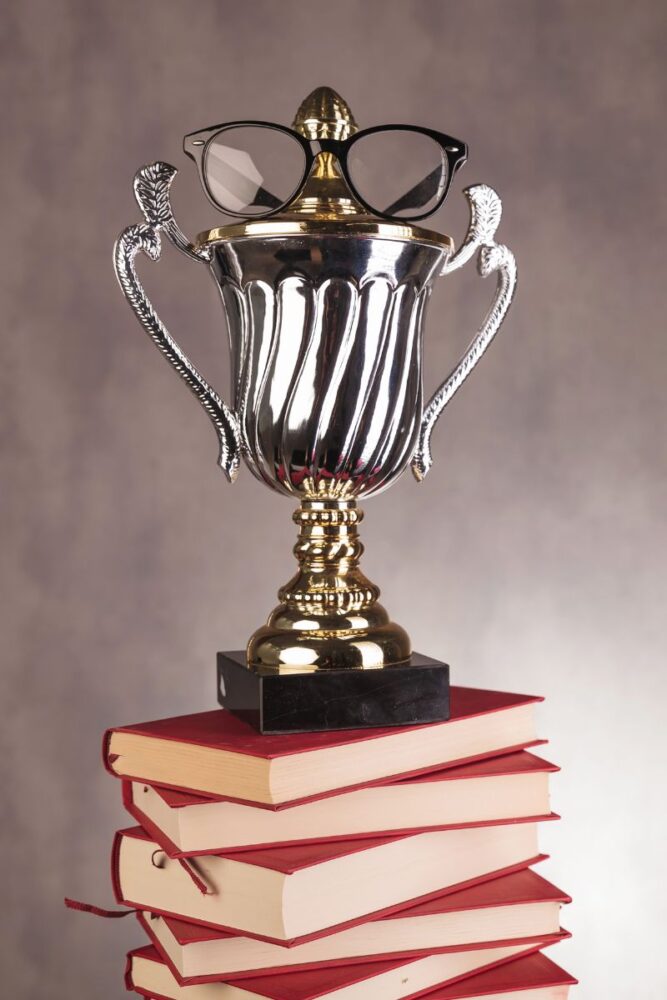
[103,685,576,999]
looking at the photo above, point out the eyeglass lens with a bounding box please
[347,130,447,217]
[205,126,306,216]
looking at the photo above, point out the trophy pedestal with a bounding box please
[217,650,450,735]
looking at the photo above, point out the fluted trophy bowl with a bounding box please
[209,231,448,500]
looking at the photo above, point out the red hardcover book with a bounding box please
[104,686,543,806]
[137,868,570,983]
[123,751,557,856]
[126,935,565,1000]
[425,952,577,997]
[113,818,555,944]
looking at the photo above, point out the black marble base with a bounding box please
[217,650,450,734]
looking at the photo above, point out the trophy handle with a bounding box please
[113,162,240,483]
[411,184,517,482]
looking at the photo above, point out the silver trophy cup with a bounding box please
[114,89,516,677]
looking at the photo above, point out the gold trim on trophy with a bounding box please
[247,499,411,673]
[196,218,453,250]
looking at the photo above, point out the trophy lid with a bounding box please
[196,87,453,252]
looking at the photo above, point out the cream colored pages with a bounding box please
[280,823,540,939]
[270,703,538,802]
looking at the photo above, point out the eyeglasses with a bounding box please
[183,121,468,222]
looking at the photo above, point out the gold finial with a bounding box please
[292,86,358,141]
[284,86,366,218]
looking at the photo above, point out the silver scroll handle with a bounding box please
[411,184,517,482]
[113,162,241,483]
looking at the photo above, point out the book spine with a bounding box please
[110,829,125,905]
[124,950,134,992]
[102,727,119,778]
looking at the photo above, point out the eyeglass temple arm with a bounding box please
[412,184,517,481]
[113,162,241,482]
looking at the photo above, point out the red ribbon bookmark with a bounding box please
[64,898,134,918]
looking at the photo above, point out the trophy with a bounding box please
[114,87,516,733]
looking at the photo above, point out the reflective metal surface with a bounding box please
[206,230,448,500]
[412,184,517,481]
[247,498,411,671]
[197,216,453,245]
[113,162,241,482]
[292,85,358,140]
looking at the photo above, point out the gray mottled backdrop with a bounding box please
[2,1,666,997]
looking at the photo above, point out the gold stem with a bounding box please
[279,499,379,614]
[247,498,411,672]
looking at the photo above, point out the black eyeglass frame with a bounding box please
[183,120,468,223]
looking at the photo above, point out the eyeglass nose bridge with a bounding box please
[285,148,370,218]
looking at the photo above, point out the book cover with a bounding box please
[425,952,578,997]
